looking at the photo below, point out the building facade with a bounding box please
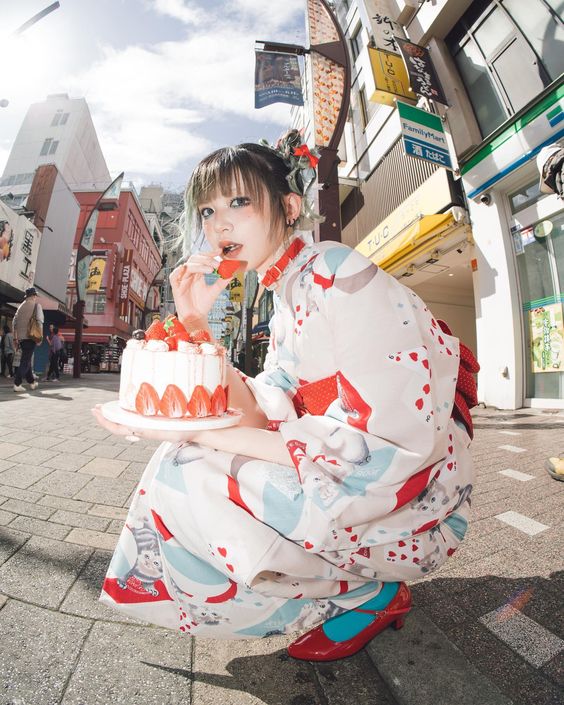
[62,188,163,370]
[302,0,563,409]
[0,94,111,207]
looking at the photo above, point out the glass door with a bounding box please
[512,202,564,400]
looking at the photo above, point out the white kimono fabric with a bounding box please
[100,240,474,638]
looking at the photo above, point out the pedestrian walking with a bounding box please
[46,325,63,381]
[94,130,478,661]
[12,287,44,392]
[1,324,15,377]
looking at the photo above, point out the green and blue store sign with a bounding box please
[461,83,564,200]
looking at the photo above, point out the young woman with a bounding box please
[93,131,477,661]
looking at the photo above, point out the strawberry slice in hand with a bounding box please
[215,259,245,279]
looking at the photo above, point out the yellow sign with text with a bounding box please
[87,257,106,292]
[368,47,412,106]
[228,274,244,303]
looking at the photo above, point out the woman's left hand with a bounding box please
[91,405,197,444]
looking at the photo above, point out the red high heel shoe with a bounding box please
[287,582,412,662]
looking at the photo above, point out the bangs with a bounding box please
[187,148,268,212]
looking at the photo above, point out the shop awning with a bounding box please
[370,212,455,272]
[252,321,270,336]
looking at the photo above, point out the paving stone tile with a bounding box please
[0,508,17,526]
[0,463,54,489]
[7,446,59,465]
[0,526,29,565]
[107,518,125,534]
[0,458,15,471]
[116,445,157,463]
[51,438,98,454]
[1,497,54,520]
[72,482,129,519]
[31,469,92,498]
[191,635,326,705]
[77,427,113,441]
[120,460,147,483]
[61,551,148,625]
[61,621,193,704]
[8,515,71,540]
[0,535,91,608]
[78,456,129,478]
[38,494,92,514]
[0,600,91,705]
[42,451,92,471]
[0,441,26,459]
[50,509,110,531]
[22,434,67,449]
[88,504,128,520]
[65,527,119,551]
[0,593,6,608]
[82,442,124,459]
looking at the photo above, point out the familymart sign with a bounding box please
[398,101,453,170]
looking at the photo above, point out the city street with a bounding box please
[0,374,562,705]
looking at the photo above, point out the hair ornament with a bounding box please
[260,128,324,227]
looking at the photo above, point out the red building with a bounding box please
[62,187,163,370]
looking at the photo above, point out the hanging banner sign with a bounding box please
[365,0,405,54]
[0,202,41,294]
[118,248,133,319]
[396,38,448,106]
[529,303,564,373]
[228,274,244,304]
[76,171,123,301]
[87,257,106,292]
[367,48,412,106]
[397,100,453,170]
[254,51,303,109]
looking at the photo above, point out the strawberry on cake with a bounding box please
[119,316,228,419]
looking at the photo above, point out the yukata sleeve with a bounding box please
[243,312,300,429]
[275,246,461,534]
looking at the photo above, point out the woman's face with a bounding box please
[198,181,283,274]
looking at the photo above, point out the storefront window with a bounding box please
[516,209,564,399]
[453,40,507,136]
[447,0,563,137]
[503,0,564,81]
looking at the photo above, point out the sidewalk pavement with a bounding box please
[0,373,562,705]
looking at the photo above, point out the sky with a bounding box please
[0,0,307,191]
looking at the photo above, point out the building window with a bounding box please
[60,112,69,125]
[85,292,106,314]
[40,138,53,156]
[49,140,59,155]
[350,24,362,61]
[359,87,370,129]
[447,0,564,137]
[51,111,62,126]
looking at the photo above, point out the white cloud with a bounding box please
[146,0,205,25]
[67,1,305,182]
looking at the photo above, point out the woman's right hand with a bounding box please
[169,249,232,328]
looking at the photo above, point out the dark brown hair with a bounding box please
[184,141,293,244]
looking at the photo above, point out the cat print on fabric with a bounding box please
[410,477,450,514]
[117,517,163,596]
[187,603,231,626]
[418,544,442,574]
[289,599,344,633]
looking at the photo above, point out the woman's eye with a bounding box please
[200,207,213,219]
[231,196,250,208]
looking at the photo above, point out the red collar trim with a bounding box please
[261,237,306,288]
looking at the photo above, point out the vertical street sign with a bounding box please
[397,101,453,170]
[396,38,448,106]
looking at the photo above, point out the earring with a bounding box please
[286,217,296,227]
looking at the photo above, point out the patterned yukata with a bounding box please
[100,237,475,638]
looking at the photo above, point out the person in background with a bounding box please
[12,287,44,392]
[46,325,63,381]
[1,324,15,377]
[44,323,55,381]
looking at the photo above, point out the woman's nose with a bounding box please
[214,209,233,233]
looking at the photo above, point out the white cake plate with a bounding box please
[100,400,243,432]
